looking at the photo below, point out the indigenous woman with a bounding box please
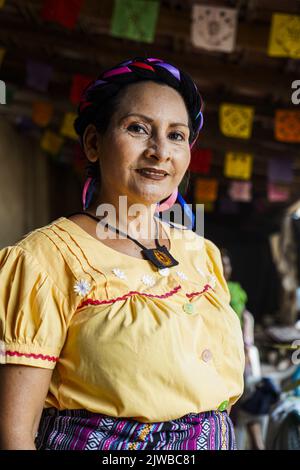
[0,57,244,450]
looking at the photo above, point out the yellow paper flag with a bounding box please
[194,178,218,202]
[60,112,77,140]
[220,103,254,139]
[0,47,6,67]
[268,13,300,59]
[224,152,253,180]
[32,101,54,127]
[275,110,300,143]
[0,0,6,9]
[41,130,64,156]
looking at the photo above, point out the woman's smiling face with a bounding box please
[84,80,191,207]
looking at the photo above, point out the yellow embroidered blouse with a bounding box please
[0,217,245,423]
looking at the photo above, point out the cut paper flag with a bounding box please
[228,181,252,202]
[267,158,293,184]
[41,130,64,156]
[268,13,300,59]
[224,152,253,180]
[0,47,6,67]
[220,103,254,139]
[189,148,212,174]
[0,0,5,8]
[275,110,300,143]
[194,178,218,202]
[60,112,77,140]
[70,74,93,105]
[41,0,84,30]
[191,5,237,53]
[26,60,53,92]
[32,101,54,127]
[268,183,290,202]
[110,0,160,44]
[219,196,239,214]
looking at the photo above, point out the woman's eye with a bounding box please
[169,132,185,141]
[127,124,147,134]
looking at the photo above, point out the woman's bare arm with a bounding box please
[0,364,53,450]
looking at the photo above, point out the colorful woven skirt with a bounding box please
[35,408,237,450]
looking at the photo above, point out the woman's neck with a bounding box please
[87,196,159,242]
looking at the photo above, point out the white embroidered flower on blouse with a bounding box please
[196,267,206,278]
[176,271,188,281]
[158,268,170,277]
[112,268,127,280]
[141,274,156,287]
[73,279,91,297]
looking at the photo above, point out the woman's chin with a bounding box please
[129,187,172,207]
[139,193,171,207]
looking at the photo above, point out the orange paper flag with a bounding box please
[32,101,54,127]
[275,110,300,143]
[194,178,218,202]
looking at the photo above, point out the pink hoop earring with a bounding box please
[155,188,178,213]
[82,177,92,210]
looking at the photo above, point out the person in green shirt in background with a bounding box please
[220,248,266,450]
[220,248,248,326]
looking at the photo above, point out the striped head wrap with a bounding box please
[73,57,204,227]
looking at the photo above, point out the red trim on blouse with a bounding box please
[77,283,215,309]
[186,284,213,299]
[5,351,59,362]
[78,285,182,308]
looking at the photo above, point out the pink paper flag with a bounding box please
[228,181,252,202]
[268,183,290,202]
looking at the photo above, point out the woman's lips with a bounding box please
[136,169,168,181]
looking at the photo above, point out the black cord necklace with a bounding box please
[67,211,179,270]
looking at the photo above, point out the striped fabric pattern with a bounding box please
[35,408,237,450]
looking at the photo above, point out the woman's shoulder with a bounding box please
[0,217,75,295]
[15,217,66,259]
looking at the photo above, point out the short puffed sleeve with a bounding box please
[0,245,71,369]
[204,238,231,303]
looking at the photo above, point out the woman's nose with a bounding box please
[145,136,171,161]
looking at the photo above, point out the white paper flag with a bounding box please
[191,5,237,53]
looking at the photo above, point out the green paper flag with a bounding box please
[110,0,159,43]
